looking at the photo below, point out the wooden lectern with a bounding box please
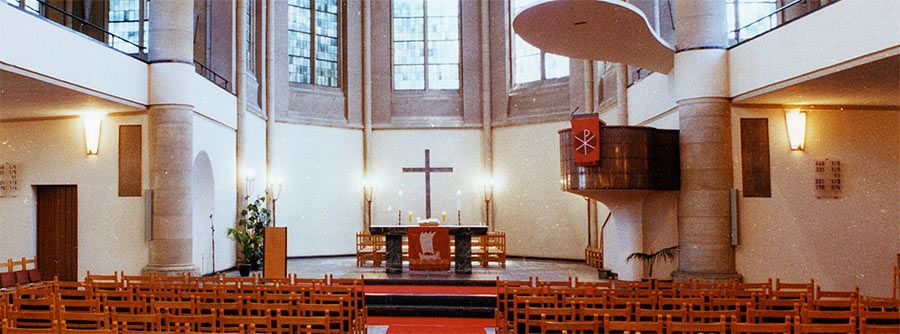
[264,227,287,278]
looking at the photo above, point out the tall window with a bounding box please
[246,0,256,74]
[392,0,460,91]
[108,0,148,54]
[288,0,340,86]
[727,0,777,42]
[510,0,568,85]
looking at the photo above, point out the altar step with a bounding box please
[365,293,496,318]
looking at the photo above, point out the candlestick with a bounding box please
[457,209,461,226]
[441,211,446,223]
[398,210,402,225]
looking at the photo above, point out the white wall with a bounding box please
[493,121,591,260]
[272,123,363,256]
[732,107,899,297]
[243,114,269,199]
[0,115,149,279]
[369,129,484,227]
[191,115,237,275]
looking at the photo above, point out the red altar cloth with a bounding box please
[408,226,451,271]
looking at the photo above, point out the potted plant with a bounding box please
[626,245,679,279]
[227,196,270,276]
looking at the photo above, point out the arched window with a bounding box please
[288,0,340,87]
[510,0,568,85]
[391,0,460,91]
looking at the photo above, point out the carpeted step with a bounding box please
[366,293,497,318]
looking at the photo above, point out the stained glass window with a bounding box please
[289,0,340,87]
[392,0,460,90]
[510,0,568,85]
[108,0,148,54]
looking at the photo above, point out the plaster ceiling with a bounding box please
[736,55,900,107]
[0,68,141,120]
[513,0,674,73]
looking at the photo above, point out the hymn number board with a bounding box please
[814,159,842,199]
[0,163,19,198]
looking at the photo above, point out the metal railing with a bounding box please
[194,61,230,90]
[731,0,840,45]
[8,0,148,60]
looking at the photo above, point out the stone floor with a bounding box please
[276,256,602,282]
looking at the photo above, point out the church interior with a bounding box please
[0,0,898,332]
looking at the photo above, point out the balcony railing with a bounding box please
[6,0,232,92]
[7,0,148,60]
[195,61,230,91]
[731,0,840,45]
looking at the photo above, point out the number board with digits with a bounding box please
[0,163,19,198]
[814,159,842,199]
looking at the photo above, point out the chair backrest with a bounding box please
[540,320,599,334]
[730,315,792,334]
[110,313,158,332]
[666,315,728,333]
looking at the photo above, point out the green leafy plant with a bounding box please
[626,245,679,278]
[227,196,271,267]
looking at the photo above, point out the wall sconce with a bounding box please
[785,109,807,151]
[81,113,104,155]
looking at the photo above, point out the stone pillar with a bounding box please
[671,1,740,281]
[143,0,197,275]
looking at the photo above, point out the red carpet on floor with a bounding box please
[364,285,496,295]
[368,317,494,334]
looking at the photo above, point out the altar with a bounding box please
[369,225,488,274]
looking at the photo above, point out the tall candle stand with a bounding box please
[457,209,461,226]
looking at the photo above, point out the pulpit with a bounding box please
[370,225,488,274]
[263,227,287,278]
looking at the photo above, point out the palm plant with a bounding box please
[626,245,679,278]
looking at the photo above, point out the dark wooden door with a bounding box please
[36,185,78,281]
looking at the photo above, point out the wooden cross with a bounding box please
[402,149,453,219]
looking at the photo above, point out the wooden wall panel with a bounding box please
[740,118,772,198]
[118,125,142,197]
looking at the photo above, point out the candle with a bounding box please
[456,190,461,210]
[398,190,404,212]
[441,211,446,223]
[408,211,413,222]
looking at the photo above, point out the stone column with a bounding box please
[671,1,740,281]
[143,0,197,275]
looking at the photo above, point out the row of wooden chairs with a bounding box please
[1,273,366,334]
[355,231,507,268]
[495,277,898,334]
[0,258,42,290]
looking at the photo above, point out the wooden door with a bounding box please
[36,185,78,281]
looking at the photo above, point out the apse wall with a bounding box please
[732,107,899,297]
[191,114,237,275]
[0,115,149,279]
[368,129,484,227]
[272,123,363,256]
[492,121,591,261]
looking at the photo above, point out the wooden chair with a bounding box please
[109,313,159,332]
[58,311,110,331]
[858,308,900,333]
[523,306,576,333]
[730,315,793,334]
[273,315,333,334]
[355,232,384,267]
[2,318,60,334]
[665,315,728,333]
[541,320,600,334]
[795,307,857,334]
[603,314,663,334]
[218,310,271,334]
[772,278,814,300]
[160,313,217,332]
[484,232,507,268]
[747,307,800,324]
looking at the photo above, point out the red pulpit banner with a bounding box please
[571,115,601,165]
[408,226,451,271]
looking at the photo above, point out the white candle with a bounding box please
[398,190,404,212]
[456,190,461,211]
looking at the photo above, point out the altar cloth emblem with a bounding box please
[409,227,450,271]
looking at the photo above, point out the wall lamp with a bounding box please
[81,113,104,155]
[785,109,807,151]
